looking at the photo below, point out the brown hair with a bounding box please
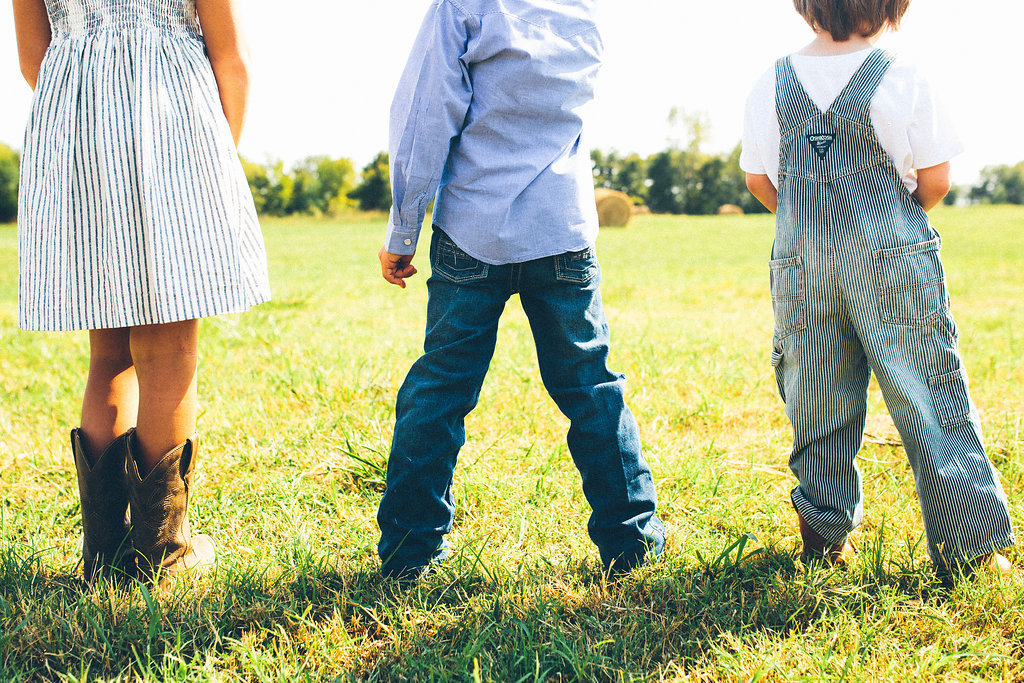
[793,0,911,41]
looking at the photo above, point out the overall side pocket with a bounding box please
[769,255,807,341]
[928,368,972,428]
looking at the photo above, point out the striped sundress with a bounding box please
[18,0,271,331]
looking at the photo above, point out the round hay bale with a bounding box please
[595,188,633,227]
[718,204,744,216]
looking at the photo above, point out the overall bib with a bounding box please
[771,49,1013,565]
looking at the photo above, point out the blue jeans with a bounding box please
[377,228,665,577]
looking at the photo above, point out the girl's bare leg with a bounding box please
[129,319,200,474]
[80,328,138,462]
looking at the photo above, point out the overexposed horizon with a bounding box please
[1,0,1021,185]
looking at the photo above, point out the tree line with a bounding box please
[240,151,391,216]
[1,141,1023,223]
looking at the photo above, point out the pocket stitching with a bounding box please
[769,255,807,341]
[927,368,972,428]
[873,238,948,327]
[434,236,489,284]
[555,248,597,284]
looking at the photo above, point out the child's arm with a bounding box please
[912,162,952,212]
[12,0,51,90]
[746,174,778,214]
[196,0,251,147]
[382,2,473,288]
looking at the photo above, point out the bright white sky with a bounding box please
[1,0,1021,184]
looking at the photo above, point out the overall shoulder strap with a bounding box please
[775,56,817,133]
[829,49,896,120]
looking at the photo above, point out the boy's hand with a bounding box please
[379,248,418,288]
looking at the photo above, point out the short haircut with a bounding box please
[792,0,911,41]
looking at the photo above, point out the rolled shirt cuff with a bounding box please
[384,222,421,255]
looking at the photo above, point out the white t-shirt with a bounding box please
[740,48,962,193]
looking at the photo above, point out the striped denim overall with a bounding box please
[770,49,1014,565]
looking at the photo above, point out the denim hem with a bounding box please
[935,534,1016,566]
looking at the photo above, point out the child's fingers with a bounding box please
[379,249,419,288]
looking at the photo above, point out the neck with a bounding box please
[798,30,882,56]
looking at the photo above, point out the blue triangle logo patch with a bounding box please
[806,133,835,160]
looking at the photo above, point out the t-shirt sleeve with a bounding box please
[906,68,964,170]
[740,90,766,174]
[739,69,777,179]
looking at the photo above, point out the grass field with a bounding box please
[1,206,1022,681]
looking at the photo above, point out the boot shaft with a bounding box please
[126,433,214,583]
[71,429,134,581]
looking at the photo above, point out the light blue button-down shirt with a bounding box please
[385,0,602,266]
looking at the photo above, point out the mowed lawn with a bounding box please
[0,206,1022,681]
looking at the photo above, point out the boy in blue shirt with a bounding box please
[742,0,1013,574]
[376,0,665,581]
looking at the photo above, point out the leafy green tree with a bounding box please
[591,149,616,190]
[970,162,1024,205]
[241,157,272,215]
[0,143,19,223]
[283,156,356,216]
[241,158,294,216]
[646,110,717,215]
[348,151,392,212]
[285,159,318,215]
[267,162,295,216]
[645,150,684,214]
[592,150,648,204]
[315,156,357,215]
[616,154,649,204]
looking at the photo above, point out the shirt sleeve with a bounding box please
[739,87,767,175]
[739,68,778,184]
[384,0,474,255]
[906,68,963,170]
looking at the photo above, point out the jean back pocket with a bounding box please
[432,230,490,284]
[554,247,599,285]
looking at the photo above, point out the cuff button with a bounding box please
[404,239,412,246]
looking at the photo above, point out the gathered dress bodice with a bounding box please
[44,0,201,40]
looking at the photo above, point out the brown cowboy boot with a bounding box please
[71,429,136,583]
[797,512,855,566]
[126,432,215,587]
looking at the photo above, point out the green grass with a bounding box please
[1,205,1023,681]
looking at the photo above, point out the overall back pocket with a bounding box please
[873,237,949,326]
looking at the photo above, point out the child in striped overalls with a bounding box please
[741,0,1014,575]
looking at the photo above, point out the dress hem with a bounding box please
[18,294,271,332]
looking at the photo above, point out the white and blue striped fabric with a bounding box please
[18,0,270,331]
[770,49,1014,566]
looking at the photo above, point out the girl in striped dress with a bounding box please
[13,0,270,586]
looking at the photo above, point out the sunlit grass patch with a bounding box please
[1,205,1022,680]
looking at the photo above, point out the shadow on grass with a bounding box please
[0,542,395,681]
[364,531,959,681]
[0,531,964,681]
